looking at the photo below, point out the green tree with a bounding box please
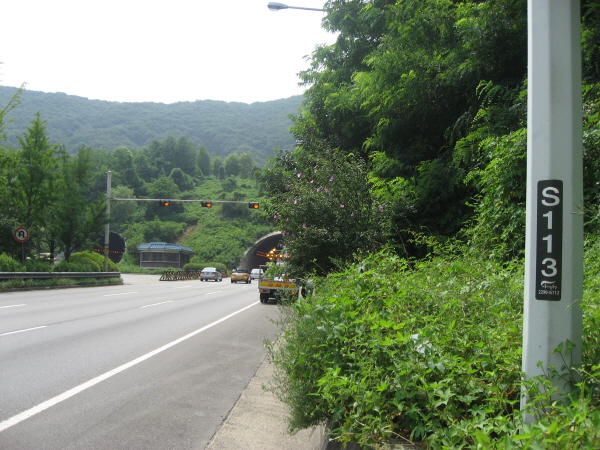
[212,155,223,177]
[133,149,159,184]
[51,147,108,260]
[224,153,240,177]
[173,136,197,176]
[9,112,62,253]
[144,176,183,220]
[290,0,528,246]
[0,147,21,256]
[0,85,23,142]
[238,152,255,179]
[169,167,194,192]
[196,145,212,177]
[262,149,389,276]
[110,146,142,191]
[109,185,142,230]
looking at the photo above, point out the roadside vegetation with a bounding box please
[260,1,600,448]
[268,240,600,449]
[0,251,122,291]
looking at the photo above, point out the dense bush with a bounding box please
[55,251,119,272]
[23,258,53,272]
[268,244,600,449]
[182,263,205,271]
[0,253,23,272]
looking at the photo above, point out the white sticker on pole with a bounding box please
[536,180,563,300]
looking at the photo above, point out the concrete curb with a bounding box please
[205,356,325,450]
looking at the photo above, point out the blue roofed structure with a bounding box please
[137,242,194,269]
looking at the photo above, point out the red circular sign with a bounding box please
[13,227,30,243]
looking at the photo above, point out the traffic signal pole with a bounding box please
[521,0,583,418]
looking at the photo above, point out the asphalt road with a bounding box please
[0,275,280,449]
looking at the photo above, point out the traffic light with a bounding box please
[248,202,259,209]
[159,200,171,206]
[201,201,213,207]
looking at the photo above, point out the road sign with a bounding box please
[13,227,30,243]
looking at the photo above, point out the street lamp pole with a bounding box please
[521,0,583,417]
[267,2,325,12]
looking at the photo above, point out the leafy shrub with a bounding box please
[183,263,204,271]
[268,243,600,449]
[66,251,119,272]
[53,260,97,272]
[0,253,23,272]
[24,259,53,272]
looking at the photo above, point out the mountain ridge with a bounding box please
[0,85,302,163]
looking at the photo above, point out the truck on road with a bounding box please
[257,265,299,303]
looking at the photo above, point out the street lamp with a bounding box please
[267,2,324,12]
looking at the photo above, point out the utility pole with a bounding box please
[104,171,111,272]
[521,0,583,417]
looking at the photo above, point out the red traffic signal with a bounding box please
[159,200,171,206]
[201,201,213,207]
[248,202,259,209]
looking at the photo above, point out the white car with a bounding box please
[200,267,223,281]
[250,268,263,280]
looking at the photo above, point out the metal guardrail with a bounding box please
[0,272,121,280]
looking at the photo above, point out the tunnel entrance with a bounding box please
[238,231,284,270]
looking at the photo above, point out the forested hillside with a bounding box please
[0,86,300,164]
[0,105,275,268]
[261,0,600,275]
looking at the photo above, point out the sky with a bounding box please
[0,0,337,104]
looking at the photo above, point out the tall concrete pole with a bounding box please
[521,0,583,414]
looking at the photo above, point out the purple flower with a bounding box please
[340,204,345,208]
[286,218,289,222]
[351,212,355,217]
[379,206,384,211]
[302,223,307,228]
[310,180,314,183]
[325,189,329,193]
[273,214,277,219]
[329,176,334,181]
[317,187,321,192]
[297,173,302,177]
[294,199,298,204]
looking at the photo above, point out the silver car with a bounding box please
[200,267,223,282]
[250,268,263,280]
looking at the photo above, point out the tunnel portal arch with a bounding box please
[237,231,284,270]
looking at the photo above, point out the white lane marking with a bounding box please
[104,292,138,297]
[0,326,47,337]
[0,304,26,309]
[139,301,172,309]
[0,301,259,433]
[204,291,222,295]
